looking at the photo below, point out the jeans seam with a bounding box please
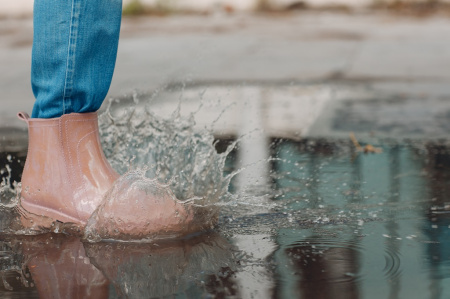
[62,0,80,115]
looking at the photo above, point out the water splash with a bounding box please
[0,160,22,234]
[0,162,20,208]
[84,170,217,242]
[0,90,237,241]
[79,96,235,241]
[99,96,233,205]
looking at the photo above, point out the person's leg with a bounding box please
[18,0,122,229]
[19,0,196,234]
[31,0,122,119]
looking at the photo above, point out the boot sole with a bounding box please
[18,198,85,231]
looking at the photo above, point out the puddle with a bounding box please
[1,83,450,297]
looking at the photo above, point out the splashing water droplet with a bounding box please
[99,98,233,205]
[2,93,233,239]
[84,171,218,242]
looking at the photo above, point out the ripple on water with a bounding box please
[283,239,365,284]
[382,246,402,280]
[281,237,402,285]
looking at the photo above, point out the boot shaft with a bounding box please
[18,112,118,224]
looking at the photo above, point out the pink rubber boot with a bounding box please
[17,112,119,229]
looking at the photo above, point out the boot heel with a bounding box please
[17,200,85,236]
[17,201,54,231]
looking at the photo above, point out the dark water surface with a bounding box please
[2,137,450,298]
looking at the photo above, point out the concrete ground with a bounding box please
[1,11,450,140]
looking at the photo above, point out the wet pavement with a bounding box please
[3,137,450,298]
[2,12,450,138]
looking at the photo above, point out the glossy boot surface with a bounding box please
[18,112,119,229]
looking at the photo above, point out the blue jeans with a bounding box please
[31,0,122,119]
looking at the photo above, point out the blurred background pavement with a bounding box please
[1,1,450,141]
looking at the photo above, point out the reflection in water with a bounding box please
[23,235,108,299]
[271,140,362,298]
[5,93,450,297]
[284,239,360,299]
[0,232,236,298]
[385,146,401,298]
[267,139,434,298]
[86,232,236,298]
[0,234,107,298]
[6,137,450,297]
[423,145,450,298]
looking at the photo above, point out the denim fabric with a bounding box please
[31,0,122,119]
